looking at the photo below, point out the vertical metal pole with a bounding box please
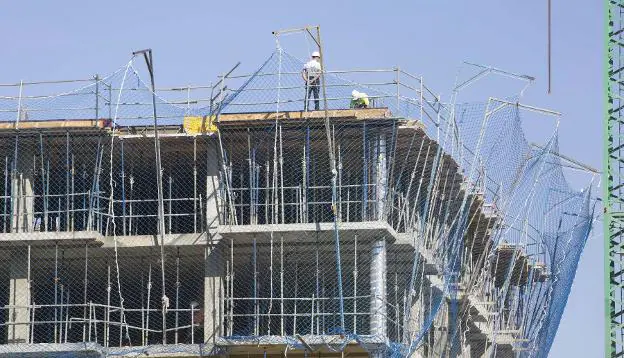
[120,139,127,236]
[240,172,245,225]
[225,259,230,337]
[394,272,399,340]
[420,76,424,123]
[362,122,368,221]
[30,301,35,344]
[88,302,92,342]
[304,126,310,223]
[16,80,23,128]
[39,134,47,231]
[230,238,234,335]
[106,263,111,348]
[64,290,70,343]
[83,242,88,342]
[92,303,98,344]
[175,250,180,344]
[145,263,152,345]
[82,164,86,230]
[315,26,345,331]
[547,0,552,94]
[54,244,59,343]
[337,142,342,222]
[279,124,285,224]
[191,304,195,344]
[194,136,198,232]
[10,135,17,233]
[3,157,7,233]
[265,160,269,225]
[95,149,103,233]
[311,293,314,334]
[253,236,258,336]
[168,174,173,234]
[129,173,134,235]
[95,74,99,122]
[186,85,191,113]
[71,153,75,231]
[199,194,204,234]
[353,234,358,333]
[247,130,253,225]
[59,284,64,342]
[280,235,284,335]
[315,243,320,333]
[396,67,400,113]
[65,132,70,231]
[27,245,31,341]
[133,49,168,344]
[254,153,259,225]
[107,82,112,121]
[141,259,145,346]
[293,261,298,335]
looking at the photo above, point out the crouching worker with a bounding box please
[350,90,370,109]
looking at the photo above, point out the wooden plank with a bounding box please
[0,119,111,130]
[0,109,393,130]
[217,108,391,123]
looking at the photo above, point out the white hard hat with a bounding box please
[311,51,320,58]
[352,90,360,97]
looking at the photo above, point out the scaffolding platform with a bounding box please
[0,119,111,131]
[0,231,103,247]
[217,221,398,244]
[217,108,393,126]
[216,335,384,357]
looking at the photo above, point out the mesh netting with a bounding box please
[0,49,595,358]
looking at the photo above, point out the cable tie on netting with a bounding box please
[162,295,170,312]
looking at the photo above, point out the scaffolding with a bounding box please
[0,31,596,358]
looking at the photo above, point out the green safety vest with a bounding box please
[350,97,369,108]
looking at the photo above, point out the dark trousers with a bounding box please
[304,81,320,111]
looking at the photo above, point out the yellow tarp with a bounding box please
[183,115,218,135]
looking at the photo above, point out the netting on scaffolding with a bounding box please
[0,47,595,358]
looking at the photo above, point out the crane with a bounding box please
[605,1,624,357]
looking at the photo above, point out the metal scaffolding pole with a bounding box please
[132,48,169,344]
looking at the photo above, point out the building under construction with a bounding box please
[0,32,596,357]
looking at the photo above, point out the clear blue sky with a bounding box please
[0,1,602,356]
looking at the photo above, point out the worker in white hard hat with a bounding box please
[350,90,370,109]
[302,51,322,111]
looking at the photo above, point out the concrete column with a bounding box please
[467,338,487,358]
[404,280,428,345]
[204,241,224,344]
[7,250,30,343]
[11,158,34,233]
[369,348,386,358]
[370,133,388,339]
[205,140,220,230]
[375,134,387,221]
[369,237,387,337]
[493,344,515,358]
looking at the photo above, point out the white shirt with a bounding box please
[303,59,321,81]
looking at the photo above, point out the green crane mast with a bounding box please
[606,1,624,356]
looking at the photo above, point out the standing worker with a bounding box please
[302,51,322,111]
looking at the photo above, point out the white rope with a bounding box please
[106,58,135,343]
